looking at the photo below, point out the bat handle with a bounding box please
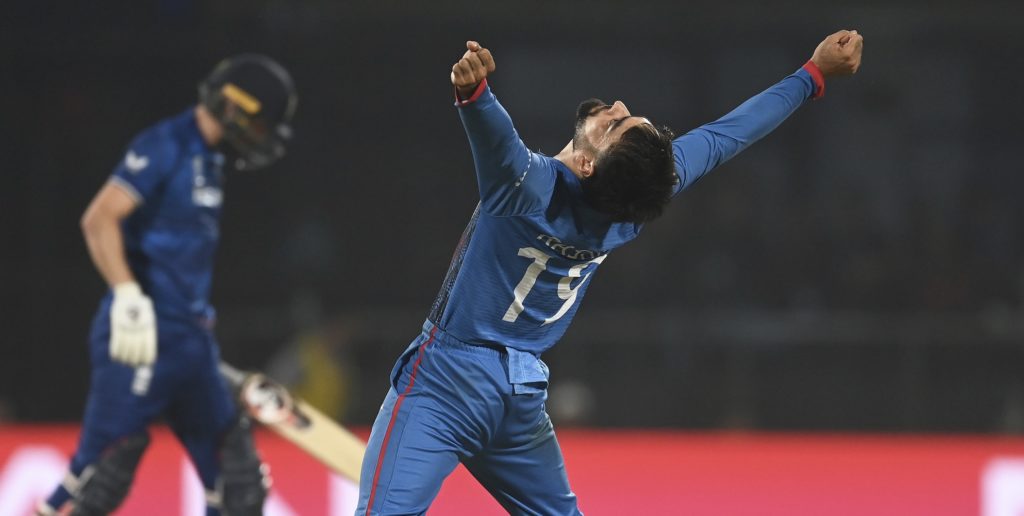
[219,361,247,387]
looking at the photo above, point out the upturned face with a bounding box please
[572,98,653,155]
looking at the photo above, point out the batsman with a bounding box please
[38,55,297,516]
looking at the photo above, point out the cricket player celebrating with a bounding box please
[38,55,297,516]
[358,30,863,515]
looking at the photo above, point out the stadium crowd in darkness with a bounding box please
[10,2,1023,429]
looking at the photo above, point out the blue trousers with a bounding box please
[46,306,235,515]
[356,321,581,516]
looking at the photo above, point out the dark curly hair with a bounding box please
[580,124,677,224]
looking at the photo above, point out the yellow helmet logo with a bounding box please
[221,83,261,114]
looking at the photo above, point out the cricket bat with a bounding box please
[219,361,366,483]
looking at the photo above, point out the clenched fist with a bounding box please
[811,30,864,77]
[451,40,496,98]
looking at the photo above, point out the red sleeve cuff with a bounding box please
[802,60,826,99]
[454,79,489,106]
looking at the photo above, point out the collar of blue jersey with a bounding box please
[553,162,625,235]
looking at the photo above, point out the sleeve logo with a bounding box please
[124,150,149,173]
[513,153,532,188]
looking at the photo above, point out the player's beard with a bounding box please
[572,98,606,154]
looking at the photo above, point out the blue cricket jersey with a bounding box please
[429,65,821,364]
[103,108,225,325]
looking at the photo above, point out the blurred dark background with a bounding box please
[3,0,1023,432]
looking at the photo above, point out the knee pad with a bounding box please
[70,433,150,516]
[219,416,270,516]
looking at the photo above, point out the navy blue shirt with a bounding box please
[104,108,225,325]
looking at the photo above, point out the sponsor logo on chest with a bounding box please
[536,234,605,261]
[192,155,223,208]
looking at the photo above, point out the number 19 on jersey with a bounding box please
[502,247,607,325]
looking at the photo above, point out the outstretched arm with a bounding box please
[673,29,864,193]
[451,41,554,216]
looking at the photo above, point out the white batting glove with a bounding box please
[109,282,157,366]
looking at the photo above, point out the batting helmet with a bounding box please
[198,54,297,170]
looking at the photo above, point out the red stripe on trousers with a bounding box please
[365,327,438,516]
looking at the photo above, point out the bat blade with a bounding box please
[270,399,366,483]
[220,361,366,483]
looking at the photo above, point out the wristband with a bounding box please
[802,60,826,99]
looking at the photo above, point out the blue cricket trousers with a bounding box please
[46,304,235,515]
[356,321,582,515]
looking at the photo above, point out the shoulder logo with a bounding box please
[124,150,149,173]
